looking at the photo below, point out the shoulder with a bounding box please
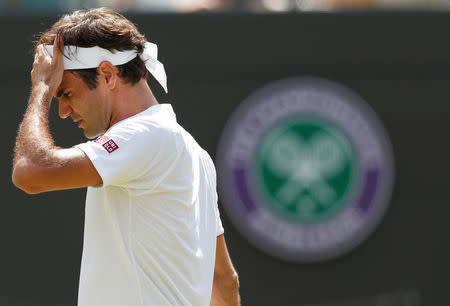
[109,105,179,139]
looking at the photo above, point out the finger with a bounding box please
[53,34,63,59]
[34,44,45,59]
[60,34,65,49]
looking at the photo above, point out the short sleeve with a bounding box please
[200,147,225,237]
[209,158,224,237]
[215,198,224,237]
[75,123,173,188]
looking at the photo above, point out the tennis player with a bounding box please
[12,8,240,306]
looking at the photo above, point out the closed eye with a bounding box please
[56,88,71,98]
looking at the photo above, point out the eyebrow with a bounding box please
[56,88,66,98]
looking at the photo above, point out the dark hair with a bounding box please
[38,8,148,89]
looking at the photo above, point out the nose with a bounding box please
[58,99,73,119]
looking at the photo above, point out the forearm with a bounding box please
[210,274,241,306]
[13,83,56,167]
[11,37,99,193]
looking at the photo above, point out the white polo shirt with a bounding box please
[75,104,224,306]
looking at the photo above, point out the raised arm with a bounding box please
[211,235,241,306]
[12,35,102,194]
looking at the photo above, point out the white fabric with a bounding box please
[45,42,168,92]
[75,104,223,306]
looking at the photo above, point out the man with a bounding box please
[12,8,240,306]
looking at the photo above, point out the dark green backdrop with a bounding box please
[1,12,449,306]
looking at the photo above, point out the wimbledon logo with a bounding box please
[216,77,394,262]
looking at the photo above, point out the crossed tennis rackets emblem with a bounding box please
[263,130,349,217]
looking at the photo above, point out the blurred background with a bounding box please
[2,0,450,13]
[1,0,449,306]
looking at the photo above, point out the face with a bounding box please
[55,71,112,139]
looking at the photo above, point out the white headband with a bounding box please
[45,42,168,93]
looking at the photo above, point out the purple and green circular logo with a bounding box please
[217,77,394,262]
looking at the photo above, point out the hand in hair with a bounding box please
[31,34,64,102]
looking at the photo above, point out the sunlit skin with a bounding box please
[56,71,112,139]
[53,58,158,139]
[12,34,158,192]
[12,31,241,306]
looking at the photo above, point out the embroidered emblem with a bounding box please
[95,136,119,153]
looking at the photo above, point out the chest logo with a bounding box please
[95,136,119,154]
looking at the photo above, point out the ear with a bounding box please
[97,61,118,90]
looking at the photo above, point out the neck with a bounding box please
[109,79,158,127]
